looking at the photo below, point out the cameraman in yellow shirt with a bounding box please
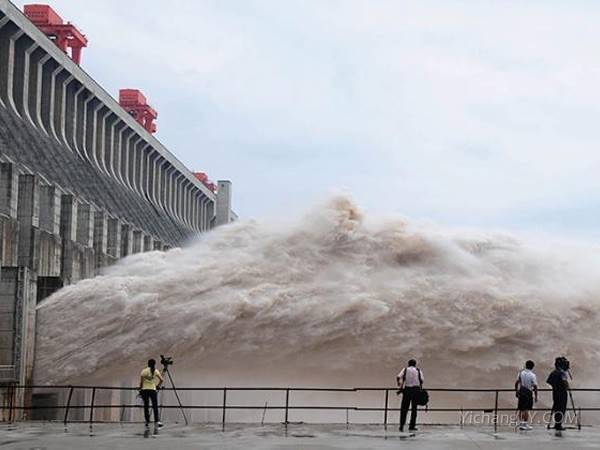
[138,358,164,427]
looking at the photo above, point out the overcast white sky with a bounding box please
[14,0,600,236]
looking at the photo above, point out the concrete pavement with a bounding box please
[1,422,600,449]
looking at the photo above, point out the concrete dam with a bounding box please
[0,0,235,408]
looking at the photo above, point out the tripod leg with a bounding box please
[568,390,579,429]
[165,369,189,426]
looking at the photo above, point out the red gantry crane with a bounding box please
[193,172,217,192]
[119,89,158,134]
[23,4,87,65]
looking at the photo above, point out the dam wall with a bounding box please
[0,0,235,414]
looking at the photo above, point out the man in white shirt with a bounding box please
[515,360,538,430]
[397,359,424,432]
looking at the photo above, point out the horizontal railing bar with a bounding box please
[5,385,600,392]
[10,404,600,412]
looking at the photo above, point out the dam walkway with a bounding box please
[1,422,600,450]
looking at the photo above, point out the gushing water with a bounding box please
[35,196,600,389]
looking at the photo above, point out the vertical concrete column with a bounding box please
[0,17,12,108]
[93,210,108,268]
[22,41,40,127]
[48,66,66,141]
[6,29,25,117]
[142,234,153,252]
[33,54,52,133]
[123,134,141,191]
[0,162,19,267]
[38,184,62,277]
[114,125,128,187]
[60,194,79,284]
[146,152,157,205]
[175,174,186,224]
[81,96,95,163]
[174,175,183,223]
[39,185,60,235]
[71,85,87,159]
[131,142,147,195]
[103,114,117,177]
[0,267,36,408]
[156,159,168,212]
[0,162,18,218]
[39,57,60,137]
[189,192,198,231]
[206,199,215,230]
[120,223,133,257]
[182,182,191,228]
[199,197,207,232]
[0,269,19,378]
[17,174,40,271]
[12,34,30,118]
[76,202,96,280]
[131,229,142,254]
[64,80,79,150]
[106,217,121,259]
[143,146,152,199]
[58,75,75,149]
[76,202,94,248]
[215,180,232,226]
[89,103,104,171]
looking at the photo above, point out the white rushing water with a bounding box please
[35,196,600,389]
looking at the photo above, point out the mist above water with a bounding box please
[35,196,600,388]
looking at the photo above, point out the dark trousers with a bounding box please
[400,386,419,430]
[552,391,568,428]
[141,389,159,424]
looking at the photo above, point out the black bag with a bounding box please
[415,388,429,406]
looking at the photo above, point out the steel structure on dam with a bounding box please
[0,0,235,412]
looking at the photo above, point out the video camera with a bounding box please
[160,354,173,368]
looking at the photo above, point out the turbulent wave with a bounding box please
[35,196,600,388]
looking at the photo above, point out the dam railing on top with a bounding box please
[1,385,597,432]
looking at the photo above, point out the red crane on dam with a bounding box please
[23,4,87,65]
[118,89,158,134]
[193,172,217,192]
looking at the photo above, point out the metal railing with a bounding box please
[1,384,597,432]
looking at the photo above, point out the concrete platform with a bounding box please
[1,423,600,449]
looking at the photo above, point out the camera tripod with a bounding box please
[159,356,189,426]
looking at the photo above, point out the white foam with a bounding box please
[34,196,600,388]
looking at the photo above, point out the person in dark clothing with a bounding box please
[547,356,570,431]
[396,359,424,432]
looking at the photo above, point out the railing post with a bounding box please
[221,388,227,430]
[7,384,15,423]
[578,407,581,430]
[383,389,389,429]
[494,390,499,433]
[284,388,290,425]
[63,386,74,426]
[89,387,96,425]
